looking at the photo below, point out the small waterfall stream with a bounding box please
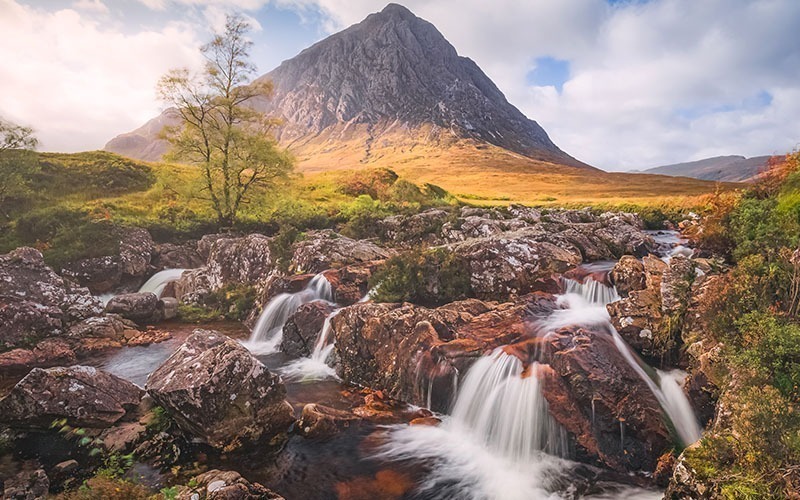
[557,278,702,446]
[282,310,341,380]
[244,274,332,355]
[138,268,186,297]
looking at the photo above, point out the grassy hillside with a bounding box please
[0,149,739,267]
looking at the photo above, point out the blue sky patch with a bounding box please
[526,57,570,92]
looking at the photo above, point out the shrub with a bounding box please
[336,168,399,199]
[370,248,471,307]
[178,284,256,323]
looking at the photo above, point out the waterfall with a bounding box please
[138,268,187,297]
[375,349,572,500]
[246,274,332,354]
[281,310,341,381]
[551,277,702,446]
[449,350,568,460]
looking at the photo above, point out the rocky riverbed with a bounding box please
[0,206,718,499]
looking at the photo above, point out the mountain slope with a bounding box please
[105,3,588,172]
[643,155,772,182]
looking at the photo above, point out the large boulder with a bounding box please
[291,230,394,274]
[2,469,50,500]
[534,327,672,472]
[152,241,204,270]
[332,298,530,411]
[61,227,155,294]
[146,330,294,451]
[0,247,101,350]
[0,365,143,428]
[448,229,583,300]
[173,234,275,304]
[105,292,162,324]
[609,255,646,297]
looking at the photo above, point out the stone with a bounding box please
[291,230,395,274]
[609,255,646,297]
[280,301,337,357]
[176,470,284,500]
[299,403,360,439]
[146,330,294,451]
[2,469,49,500]
[105,292,162,324]
[0,366,143,428]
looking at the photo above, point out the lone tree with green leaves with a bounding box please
[158,14,293,227]
[0,119,38,218]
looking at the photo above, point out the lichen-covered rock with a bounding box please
[0,247,102,350]
[152,241,204,270]
[176,470,284,500]
[664,445,715,499]
[609,255,646,297]
[449,229,583,300]
[280,301,336,357]
[0,365,143,428]
[146,330,294,451]
[291,230,395,274]
[172,234,275,304]
[60,227,155,293]
[105,292,162,324]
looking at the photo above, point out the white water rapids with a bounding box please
[243,274,333,355]
[376,275,699,499]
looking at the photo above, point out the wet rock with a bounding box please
[0,247,101,349]
[0,338,76,374]
[536,326,672,472]
[281,301,336,357]
[0,366,143,428]
[161,297,179,320]
[176,469,284,500]
[105,292,162,324]
[332,298,531,411]
[324,261,383,306]
[661,256,695,314]
[146,330,294,451]
[2,469,49,500]
[66,314,138,340]
[291,230,394,274]
[609,256,646,297]
[299,403,360,439]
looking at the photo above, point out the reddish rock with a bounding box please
[291,230,395,275]
[177,469,284,500]
[105,292,163,324]
[299,403,360,439]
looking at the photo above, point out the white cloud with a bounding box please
[72,0,108,14]
[273,0,800,170]
[0,0,204,152]
[3,0,798,169]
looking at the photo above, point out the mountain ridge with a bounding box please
[642,154,773,182]
[105,3,590,171]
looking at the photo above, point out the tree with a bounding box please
[0,119,38,218]
[158,14,293,227]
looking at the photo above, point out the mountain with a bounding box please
[105,3,589,172]
[642,155,773,182]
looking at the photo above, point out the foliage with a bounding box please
[684,151,800,497]
[57,475,154,500]
[0,119,39,218]
[178,284,256,322]
[159,14,293,227]
[370,248,471,307]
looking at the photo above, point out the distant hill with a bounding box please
[642,155,773,182]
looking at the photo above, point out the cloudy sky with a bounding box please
[0,0,798,170]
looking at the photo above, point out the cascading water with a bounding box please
[138,268,187,297]
[376,349,573,500]
[281,310,341,380]
[553,277,702,446]
[245,274,332,355]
